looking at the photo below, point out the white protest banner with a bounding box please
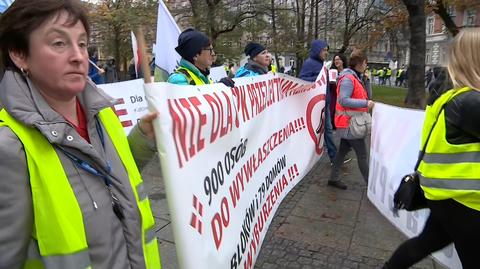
[145,70,329,269]
[368,103,461,269]
[209,66,228,82]
[98,79,148,134]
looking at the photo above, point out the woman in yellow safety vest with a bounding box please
[383,28,480,269]
[0,1,161,268]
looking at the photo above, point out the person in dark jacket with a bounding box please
[87,45,104,84]
[383,28,480,269]
[235,42,271,78]
[299,40,339,164]
[104,57,118,83]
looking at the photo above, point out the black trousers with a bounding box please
[385,199,480,269]
[329,138,369,183]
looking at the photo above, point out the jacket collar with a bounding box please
[179,58,210,84]
[245,59,268,75]
[0,70,115,140]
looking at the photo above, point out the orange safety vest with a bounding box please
[334,74,368,129]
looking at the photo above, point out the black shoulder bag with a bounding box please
[393,107,444,211]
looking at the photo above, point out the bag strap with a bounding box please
[414,107,444,171]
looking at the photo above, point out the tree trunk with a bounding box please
[402,0,426,108]
[271,0,280,69]
[314,0,319,39]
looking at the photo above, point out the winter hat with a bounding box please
[244,42,266,58]
[175,28,210,63]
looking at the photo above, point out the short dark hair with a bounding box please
[348,49,367,69]
[0,0,90,71]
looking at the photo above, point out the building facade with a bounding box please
[426,6,479,68]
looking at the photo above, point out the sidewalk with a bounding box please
[142,154,445,269]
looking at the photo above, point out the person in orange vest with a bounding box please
[328,50,375,190]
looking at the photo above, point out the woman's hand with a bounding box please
[138,112,159,140]
[367,100,375,110]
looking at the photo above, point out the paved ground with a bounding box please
[141,152,445,269]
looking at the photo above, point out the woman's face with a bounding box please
[253,50,271,68]
[334,56,343,69]
[11,11,89,100]
[195,46,215,71]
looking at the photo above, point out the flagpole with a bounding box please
[135,28,152,84]
[88,59,104,73]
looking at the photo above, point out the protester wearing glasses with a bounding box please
[168,28,215,85]
[235,42,271,78]
[168,28,234,87]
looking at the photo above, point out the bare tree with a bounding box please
[338,0,393,53]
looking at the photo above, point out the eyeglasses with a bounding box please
[203,47,215,55]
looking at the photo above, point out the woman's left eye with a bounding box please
[53,41,66,47]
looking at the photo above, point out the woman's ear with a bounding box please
[8,49,28,70]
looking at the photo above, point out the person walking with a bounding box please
[328,50,374,190]
[235,42,271,77]
[299,40,339,164]
[383,28,480,269]
[329,53,348,129]
[104,57,118,83]
[87,45,105,84]
[0,1,161,268]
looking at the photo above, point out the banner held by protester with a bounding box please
[145,70,328,269]
[368,103,461,269]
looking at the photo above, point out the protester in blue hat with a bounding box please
[168,28,234,87]
[235,42,271,78]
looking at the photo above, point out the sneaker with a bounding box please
[327,180,348,190]
[343,157,352,164]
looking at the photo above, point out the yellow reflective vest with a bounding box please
[419,87,480,211]
[177,66,211,85]
[0,108,161,269]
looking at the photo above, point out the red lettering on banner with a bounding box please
[231,86,250,124]
[220,91,233,138]
[229,171,245,208]
[169,99,188,168]
[204,93,221,144]
[190,97,206,152]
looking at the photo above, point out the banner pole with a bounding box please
[135,28,152,84]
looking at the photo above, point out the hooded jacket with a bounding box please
[0,70,157,269]
[299,40,328,82]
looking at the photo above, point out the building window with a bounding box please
[464,9,476,27]
[447,6,456,18]
[426,49,431,64]
[426,16,435,35]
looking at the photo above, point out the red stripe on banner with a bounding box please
[198,202,203,216]
[115,109,128,116]
[117,98,125,104]
[193,195,198,208]
[198,220,203,234]
[121,120,133,127]
[190,214,197,228]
